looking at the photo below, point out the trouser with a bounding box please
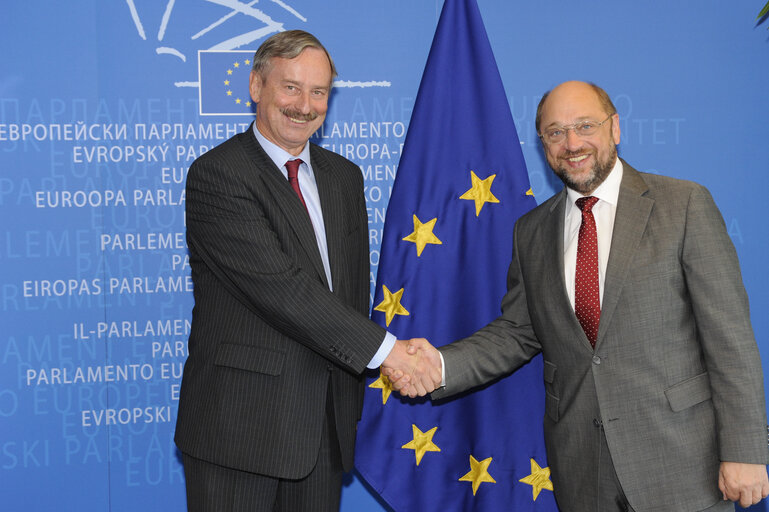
[182,387,344,512]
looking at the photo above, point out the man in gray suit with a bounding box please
[389,81,769,511]
[175,30,435,512]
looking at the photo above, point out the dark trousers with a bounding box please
[182,390,343,512]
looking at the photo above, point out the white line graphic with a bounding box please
[157,47,186,61]
[334,80,392,88]
[125,0,147,40]
[158,0,177,41]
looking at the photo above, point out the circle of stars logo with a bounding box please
[224,58,252,108]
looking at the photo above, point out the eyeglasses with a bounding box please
[539,114,613,145]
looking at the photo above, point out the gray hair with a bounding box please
[251,30,337,81]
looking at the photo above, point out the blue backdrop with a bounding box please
[1,1,767,511]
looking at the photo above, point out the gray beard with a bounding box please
[553,146,617,195]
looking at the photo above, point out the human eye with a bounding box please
[577,122,595,134]
[547,127,563,138]
[547,128,563,139]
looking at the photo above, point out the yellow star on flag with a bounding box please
[460,170,500,216]
[368,370,394,405]
[235,98,241,104]
[518,458,554,500]
[246,101,252,107]
[373,285,409,327]
[526,188,534,196]
[244,59,251,65]
[224,80,230,86]
[233,61,240,68]
[402,214,442,257]
[401,424,441,466]
[227,69,233,75]
[226,90,232,96]
[459,455,496,495]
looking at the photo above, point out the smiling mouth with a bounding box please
[568,155,589,163]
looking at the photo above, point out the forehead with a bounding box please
[264,47,331,84]
[540,84,605,125]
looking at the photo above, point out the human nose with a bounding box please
[295,91,311,113]
[563,127,583,149]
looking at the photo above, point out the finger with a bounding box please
[410,377,428,397]
[396,381,411,395]
[407,338,427,354]
[417,374,437,395]
[740,489,753,508]
[391,375,410,390]
[718,474,726,500]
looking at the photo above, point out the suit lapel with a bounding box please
[240,127,329,287]
[595,161,653,348]
[310,145,342,292]
[541,190,598,351]
[542,191,570,307]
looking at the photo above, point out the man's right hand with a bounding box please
[381,338,442,398]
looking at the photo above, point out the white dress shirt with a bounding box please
[253,126,333,289]
[563,157,623,308]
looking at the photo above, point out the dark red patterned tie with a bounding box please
[285,159,307,211]
[575,196,600,347]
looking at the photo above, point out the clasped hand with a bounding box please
[381,338,442,398]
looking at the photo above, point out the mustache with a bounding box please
[280,108,319,122]
[562,149,591,158]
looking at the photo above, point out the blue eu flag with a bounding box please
[355,0,558,510]
[198,50,255,116]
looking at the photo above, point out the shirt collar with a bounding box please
[252,123,312,173]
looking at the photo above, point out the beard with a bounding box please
[551,144,617,195]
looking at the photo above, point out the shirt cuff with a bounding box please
[366,331,396,369]
[439,350,446,387]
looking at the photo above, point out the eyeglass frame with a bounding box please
[538,114,614,145]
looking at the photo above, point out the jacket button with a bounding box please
[592,355,601,365]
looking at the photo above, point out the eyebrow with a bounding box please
[282,79,329,91]
[543,116,599,128]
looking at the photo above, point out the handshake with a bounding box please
[381,338,442,398]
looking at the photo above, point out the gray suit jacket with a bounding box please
[175,125,385,478]
[433,161,767,511]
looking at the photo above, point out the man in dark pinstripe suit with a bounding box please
[174,30,437,512]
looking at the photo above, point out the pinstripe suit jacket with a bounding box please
[433,161,768,511]
[174,125,385,479]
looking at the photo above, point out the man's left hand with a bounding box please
[719,461,769,508]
